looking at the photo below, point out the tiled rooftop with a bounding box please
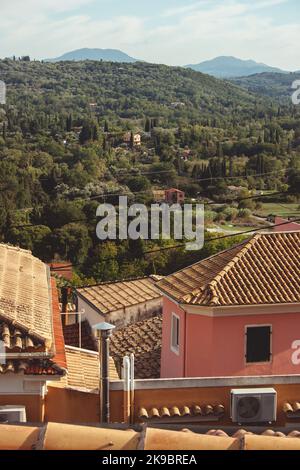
[0,244,52,344]
[2,422,300,450]
[0,322,44,351]
[138,404,225,421]
[157,232,300,306]
[77,276,162,315]
[0,359,64,376]
[0,278,66,376]
[284,401,300,418]
[51,345,119,392]
[50,278,67,371]
[110,316,162,379]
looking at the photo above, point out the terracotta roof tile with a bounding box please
[157,232,300,306]
[0,247,66,377]
[4,423,300,450]
[0,359,64,376]
[283,401,300,418]
[0,244,52,343]
[51,345,119,392]
[77,276,162,315]
[138,404,225,422]
[51,278,67,370]
[110,316,162,379]
[0,322,44,352]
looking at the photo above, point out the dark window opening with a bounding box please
[171,315,180,351]
[246,326,271,363]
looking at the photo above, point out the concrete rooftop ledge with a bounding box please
[110,374,300,390]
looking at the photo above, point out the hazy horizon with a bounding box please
[0,0,299,70]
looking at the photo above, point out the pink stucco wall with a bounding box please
[161,297,186,378]
[161,297,300,378]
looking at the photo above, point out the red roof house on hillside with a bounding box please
[157,231,300,379]
[165,188,185,204]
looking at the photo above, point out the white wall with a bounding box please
[0,374,46,396]
[78,295,162,330]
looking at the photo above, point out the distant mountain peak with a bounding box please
[45,48,137,63]
[185,56,286,78]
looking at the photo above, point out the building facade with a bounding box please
[157,232,300,379]
[165,188,185,204]
[76,276,162,329]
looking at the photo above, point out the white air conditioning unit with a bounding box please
[231,388,277,424]
[0,405,27,423]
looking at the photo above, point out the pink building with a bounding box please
[157,232,300,378]
[165,188,185,204]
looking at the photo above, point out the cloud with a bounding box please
[0,0,95,15]
[141,0,298,70]
[162,1,211,18]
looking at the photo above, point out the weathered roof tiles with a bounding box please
[157,232,300,307]
[0,244,52,343]
[110,316,162,379]
[77,276,162,315]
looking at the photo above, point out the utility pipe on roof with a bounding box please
[130,353,135,424]
[93,322,115,424]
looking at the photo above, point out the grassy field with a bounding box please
[256,203,300,218]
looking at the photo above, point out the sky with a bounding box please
[0,0,299,70]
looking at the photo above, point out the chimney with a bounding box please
[93,322,116,424]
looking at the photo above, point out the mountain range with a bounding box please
[45,48,137,63]
[185,56,287,78]
[44,49,293,79]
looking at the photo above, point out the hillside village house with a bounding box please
[152,189,166,203]
[165,188,185,204]
[75,276,162,329]
[157,231,300,379]
[123,132,141,146]
[152,188,185,204]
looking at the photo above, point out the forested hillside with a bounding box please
[0,59,299,285]
[0,59,264,123]
[231,72,300,100]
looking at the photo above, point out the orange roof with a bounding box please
[77,276,162,315]
[0,244,53,344]
[165,188,184,193]
[110,316,162,379]
[51,278,67,371]
[138,403,224,421]
[2,422,300,450]
[0,247,66,377]
[157,232,300,306]
[50,345,119,391]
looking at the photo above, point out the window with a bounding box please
[246,325,272,363]
[171,314,180,354]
